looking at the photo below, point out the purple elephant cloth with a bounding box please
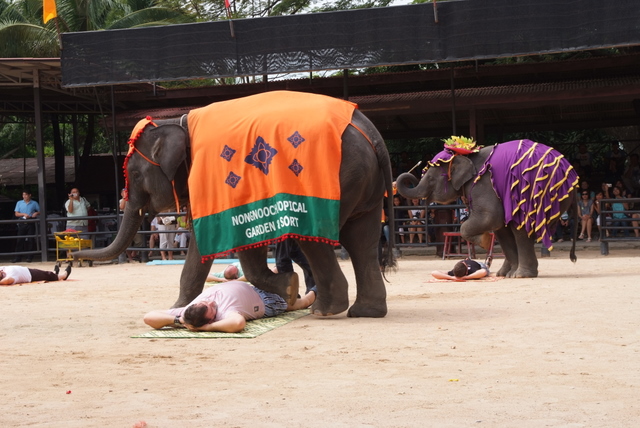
[429,140,579,249]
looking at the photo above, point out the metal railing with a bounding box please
[599,197,640,255]
[1,203,473,262]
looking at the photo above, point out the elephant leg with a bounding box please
[238,246,299,307]
[172,238,213,308]
[493,226,518,277]
[340,209,388,318]
[510,225,539,278]
[298,241,350,316]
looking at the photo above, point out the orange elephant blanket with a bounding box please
[187,91,358,260]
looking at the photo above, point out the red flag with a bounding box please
[225,0,230,9]
[43,0,57,23]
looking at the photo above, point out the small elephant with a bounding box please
[75,91,396,318]
[396,139,579,278]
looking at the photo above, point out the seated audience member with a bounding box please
[578,190,594,242]
[553,211,570,242]
[407,198,425,244]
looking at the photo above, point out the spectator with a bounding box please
[119,188,143,262]
[573,144,593,177]
[600,182,612,200]
[426,205,437,243]
[65,187,91,238]
[148,215,160,259]
[12,190,40,263]
[609,186,630,237]
[593,191,607,240]
[407,198,425,244]
[174,205,190,255]
[158,211,177,260]
[553,211,570,243]
[579,180,595,200]
[605,142,626,184]
[392,195,408,244]
[622,153,640,195]
[578,190,594,242]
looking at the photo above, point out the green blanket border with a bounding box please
[132,309,310,339]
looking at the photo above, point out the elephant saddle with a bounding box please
[187,91,358,260]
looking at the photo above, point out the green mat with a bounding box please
[132,309,310,339]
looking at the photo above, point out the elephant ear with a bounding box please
[150,125,188,181]
[450,155,477,191]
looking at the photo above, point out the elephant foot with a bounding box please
[347,301,387,318]
[496,265,512,277]
[310,294,349,317]
[513,268,538,278]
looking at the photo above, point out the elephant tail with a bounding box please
[377,138,397,277]
[569,188,579,263]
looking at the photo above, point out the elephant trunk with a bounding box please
[395,172,429,200]
[73,206,144,261]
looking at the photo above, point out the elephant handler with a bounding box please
[143,281,316,333]
[431,258,489,281]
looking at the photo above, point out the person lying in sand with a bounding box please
[206,261,247,283]
[0,264,71,285]
[431,258,489,281]
[143,281,316,333]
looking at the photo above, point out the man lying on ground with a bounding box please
[0,264,71,285]
[206,261,246,283]
[431,258,489,281]
[143,281,316,333]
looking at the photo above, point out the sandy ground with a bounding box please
[1,247,639,427]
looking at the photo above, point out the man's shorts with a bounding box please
[254,288,288,317]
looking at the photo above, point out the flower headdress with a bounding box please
[423,135,483,175]
[442,135,481,154]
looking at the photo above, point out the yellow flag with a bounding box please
[43,0,57,24]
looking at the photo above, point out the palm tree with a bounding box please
[0,0,194,57]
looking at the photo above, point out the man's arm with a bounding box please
[188,312,246,333]
[143,310,181,329]
[0,275,16,285]
[431,270,456,280]
[461,269,488,280]
[206,273,227,283]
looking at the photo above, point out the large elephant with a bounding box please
[74,91,396,318]
[396,139,579,278]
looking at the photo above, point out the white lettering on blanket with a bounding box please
[231,201,308,226]
[245,221,277,238]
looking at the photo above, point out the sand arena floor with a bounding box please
[1,247,639,427]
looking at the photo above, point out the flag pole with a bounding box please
[225,1,235,38]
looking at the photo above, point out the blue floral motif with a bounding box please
[220,145,236,161]
[287,131,305,148]
[225,171,241,188]
[244,136,278,175]
[289,159,303,177]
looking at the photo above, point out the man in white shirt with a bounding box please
[143,281,316,333]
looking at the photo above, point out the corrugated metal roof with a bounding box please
[0,156,75,187]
